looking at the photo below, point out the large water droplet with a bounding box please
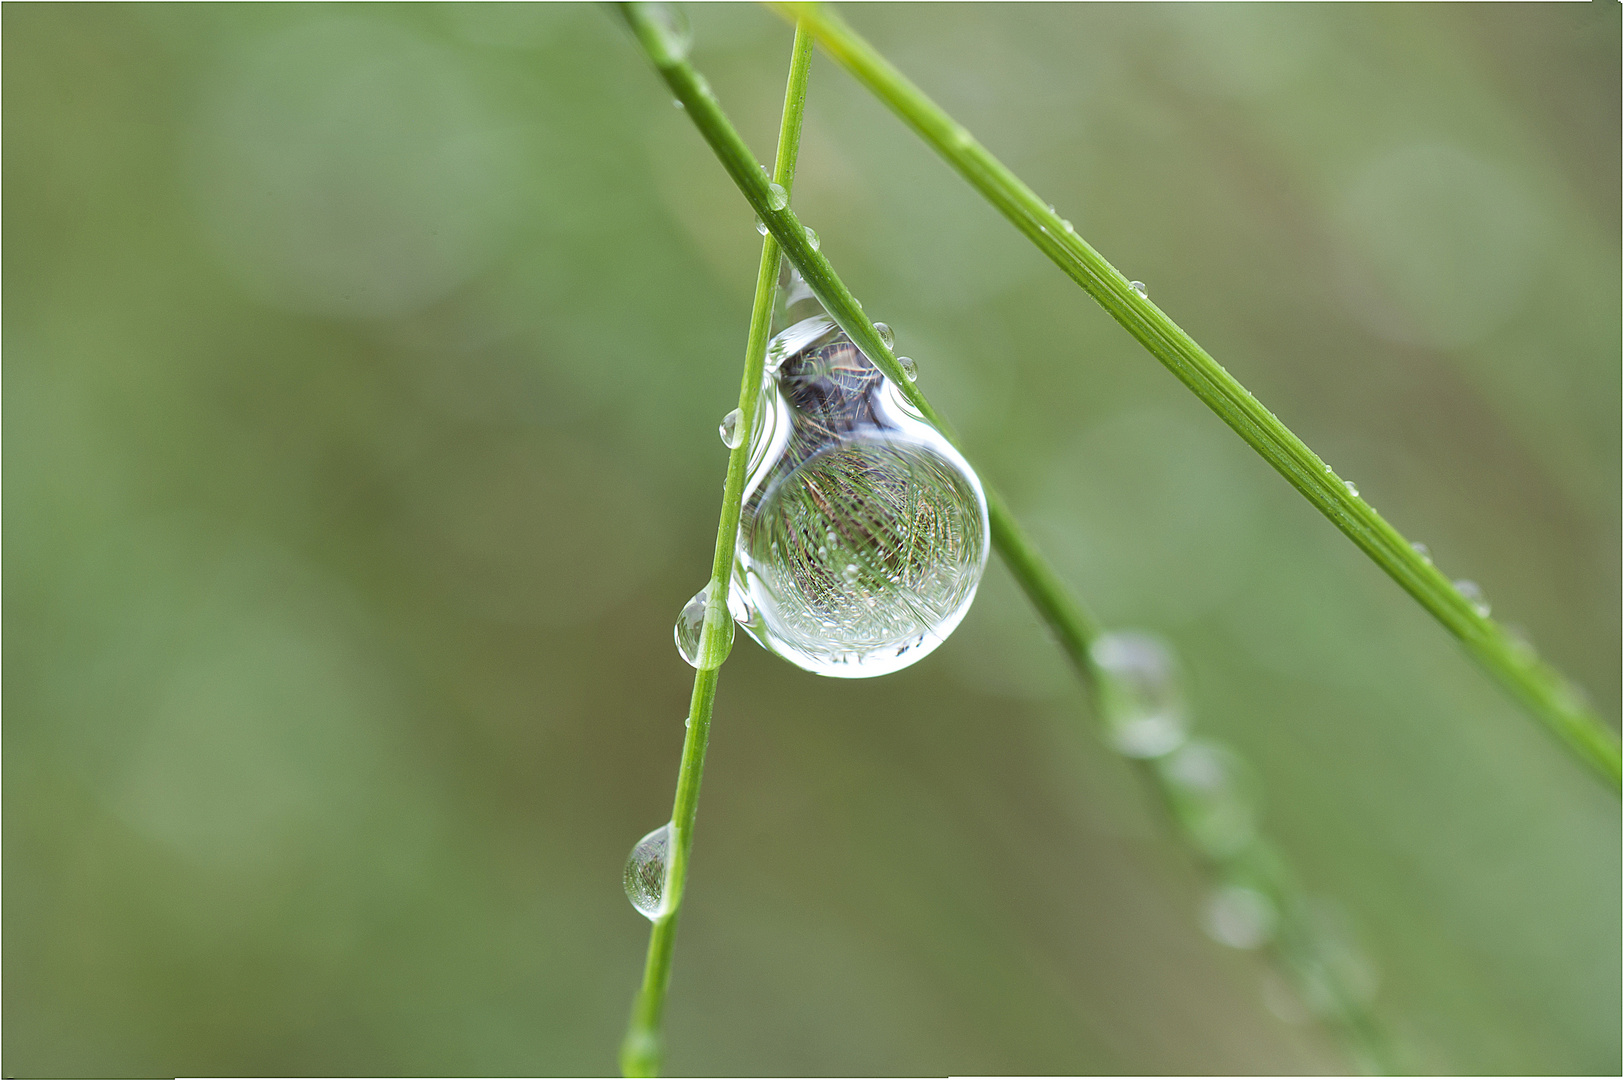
[1091,631,1187,759]
[719,408,743,449]
[1202,884,1277,949]
[642,4,691,64]
[1129,280,1149,298]
[1453,579,1490,617]
[765,182,788,212]
[731,274,989,678]
[1157,740,1256,858]
[675,584,734,668]
[624,823,674,920]
[873,322,894,350]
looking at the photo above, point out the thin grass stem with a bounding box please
[620,10,1405,1067]
[616,11,816,1076]
[771,2,1620,794]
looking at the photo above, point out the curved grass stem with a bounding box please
[770,2,1620,795]
[616,10,815,1076]
[621,5,1398,1068]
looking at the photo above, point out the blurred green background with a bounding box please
[5,3,1619,1074]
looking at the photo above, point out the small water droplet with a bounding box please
[1060,218,1074,233]
[719,408,743,449]
[873,322,894,350]
[817,545,828,559]
[803,226,819,251]
[765,182,788,211]
[1092,631,1187,759]
[1411,541,1431,564]
[898,356,918,381]
[755,216,768,236]
[1157,741,1255,858]
[642,3,692,64]
[672,98,684,110]
[1203,884,1277,949]
[1343,480,1359,497]
[1129,281,1149,298]
[624,823,674,920]
[1453,579,1490,618]
[675,585,734,668]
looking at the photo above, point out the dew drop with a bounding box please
[1129,281,1149,298]
[624,823,674,921]
[642,3,692,64]
[1203,884,1277,949]
[765,182,788,211]
[675,584,734,668]
[1157,740,1256,858]
[755,216,768,236]
[898,356,918,381]
[731,309,989,678]
[803,225,819,251]
[873,322,894,350]
[1343,480,1359,497]
[1411,541,1431,564]
[672,98,684,110]
[719,407,743,449]
[1060,218,1075,233]
[1092,631,1187,759]
[1453,579,1490,618]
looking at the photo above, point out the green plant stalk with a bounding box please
[771,2,1620,794]
[621,9,1396,1069]
[617,13,816,1077]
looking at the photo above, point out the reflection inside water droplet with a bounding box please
[624,823,674,920]
[728,261,989,678]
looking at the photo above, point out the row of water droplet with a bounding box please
[1090,629,1380,1025]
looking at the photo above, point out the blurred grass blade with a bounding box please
[775,2,1621,794]
[617,12,816,1077]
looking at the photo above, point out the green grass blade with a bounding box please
[773,1,1620,795]
[616,11,817,1076]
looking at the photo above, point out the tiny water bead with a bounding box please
[728,263,990,678]
[803,226,820,251]
[1091,631,1187,759]
[642,3,691,64]
[755,216,768,236]
[1453,579,1490,617]
[624,823,674,921]
[898,356,918,382]
[872,322,894,350]
[1202,883,1277,950]
[765,182,788,212]
[1157,740,1256,858]
[1129,280,1149,298]
[675,584,734,668]
[1411,540,1432,564]
[719,408,743,449]
[1343,480,1359,497]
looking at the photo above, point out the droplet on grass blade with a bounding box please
[730,262,989,678]
[1092,631,1187,759]
[898,356,918,382]
[642,4,691,64]
[675,584,733,668]
[624,823,674,920]
[803,226,819,251]
[719,408,743,449]
[873,322,894,349]
[765,182,788,211]
[1129,280,1149,298]
[1453,579,1490,617]
[1202,884,1277,949]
